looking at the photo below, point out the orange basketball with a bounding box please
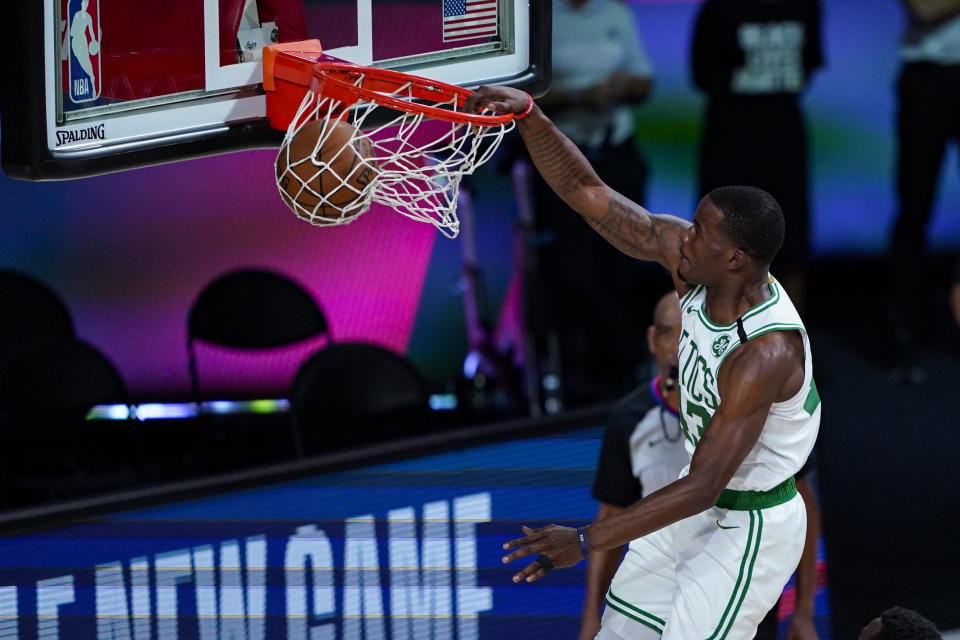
[276,119,379,221]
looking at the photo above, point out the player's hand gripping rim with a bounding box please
[464,85,535,119]
[501,524,587,583]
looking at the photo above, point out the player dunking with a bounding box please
[465,86,821,638]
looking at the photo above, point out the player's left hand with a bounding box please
[786,616,818,640]
[501,524,584,583]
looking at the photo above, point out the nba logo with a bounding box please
[67,0,100,103]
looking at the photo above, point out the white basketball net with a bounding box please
[275,71,514,239]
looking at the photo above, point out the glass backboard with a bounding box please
[2,0,550,180]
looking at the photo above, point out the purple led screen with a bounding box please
[2,0,959,399]
[0,150,437,399]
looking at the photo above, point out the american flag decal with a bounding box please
[443,0,498,42]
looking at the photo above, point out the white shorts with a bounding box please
[600,492,806,639]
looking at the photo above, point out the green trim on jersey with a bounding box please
[714,322,805,371]
[605,588,665,634]
[707,510,764,640]
[804,379,821,415]
[693,281,781,333]
[747,323,803,341]
[679,284,704,308]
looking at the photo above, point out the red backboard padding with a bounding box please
[221,0,309,67]
[61,0,204,100]
[60,0,309,101]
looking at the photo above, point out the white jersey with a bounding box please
[676,276,820,492]
[626,405,689,497]
[592,378,689,507]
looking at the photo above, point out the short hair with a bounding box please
[706,186,785,266]
[874,606,941,639]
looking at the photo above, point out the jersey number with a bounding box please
[679,399,712,446]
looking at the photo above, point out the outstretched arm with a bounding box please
[578,502,627,640]
[501,331,803,582]
[466,86,690,291]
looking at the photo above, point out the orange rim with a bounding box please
[311,61,515,127]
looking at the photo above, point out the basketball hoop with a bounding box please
[265,46,517,239]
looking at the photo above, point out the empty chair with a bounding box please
[187,268,330,393]
[187,268,330,458]
[289,342,432,454]
[0,338,126,417]
[0,270,75,364]
[0,338,133,509]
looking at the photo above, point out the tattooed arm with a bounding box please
[465,85,690,292]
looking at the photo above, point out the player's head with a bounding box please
[647,291,681,385]
[677,186,784,287]
[857,606,942,640]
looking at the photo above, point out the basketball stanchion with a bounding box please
[263,41,517,238]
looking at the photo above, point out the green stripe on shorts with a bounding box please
[707,510,759,639]
[720,509,764,639]
[604,598,664,635]
[606,587,665,633]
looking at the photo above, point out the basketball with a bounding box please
[276,119,379,223]
[89,40,100,56]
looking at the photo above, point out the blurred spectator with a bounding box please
[857,606,942,640]
[528,0,663,407]
[691,0,823,310]
[578,292,687,640]
[889,1,960,368]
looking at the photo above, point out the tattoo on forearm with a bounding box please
[581,198,658,258]
[519,118,682,265]
[520,123,593,195]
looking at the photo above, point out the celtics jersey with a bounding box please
[676,277,820,492]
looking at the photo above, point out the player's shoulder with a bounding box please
[609,383,657,416]
[606,382,657,433]
[723,330,801,368]
[717,331,804,397]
